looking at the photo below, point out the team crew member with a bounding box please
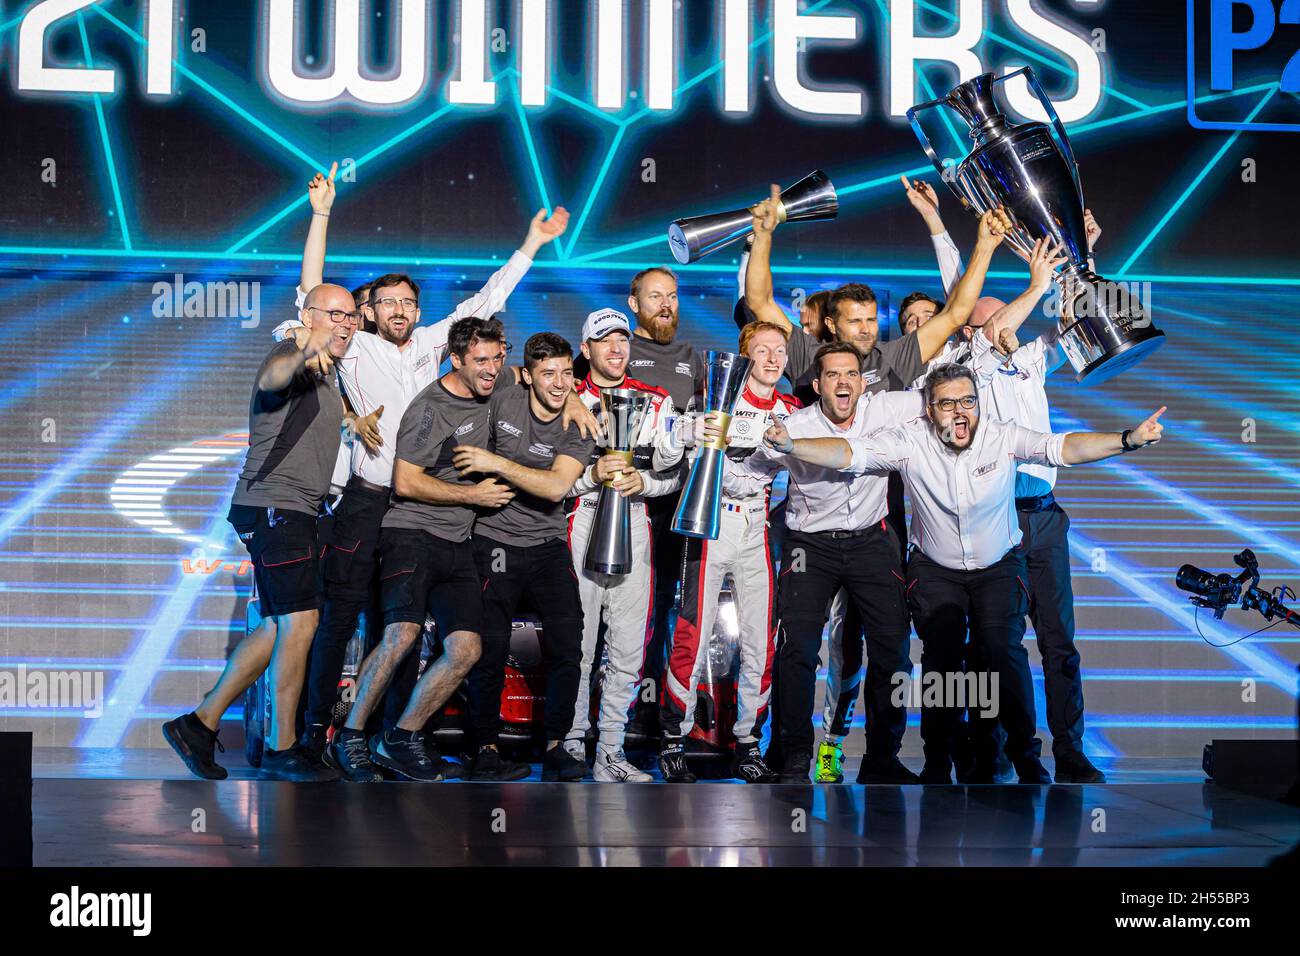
[564,309,687,782]
[958,228,1108,785]
[163,284,356,781]
[278,172,586,757]
[916,187,1106,784]
[455,333,594,782]
[744,184,992,402]
[658,321,797,784]
[767,364,1167,784]
[729,343,925,784]
[616,266,705,741]
[329,318,515,782]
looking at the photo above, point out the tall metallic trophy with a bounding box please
[672,352,753,540]
[585,388,653,575]
[907,68,1165,384]
[667,170,839,265]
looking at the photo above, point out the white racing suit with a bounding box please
[660,386,802,744]
[565,376,684,749]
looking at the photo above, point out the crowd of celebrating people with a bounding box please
[162,167,1166,786]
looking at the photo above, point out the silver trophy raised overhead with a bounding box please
[584,388,653,575]
[907,68,1165,384]
[667,170,838,265]
[672,352,753,540]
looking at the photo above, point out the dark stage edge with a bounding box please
[30,750,1300,867]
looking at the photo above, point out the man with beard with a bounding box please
[619,267,706,745]
[658,320,797,784]
[277,172,593,775]
[329,317,517,781]
[163,284,357,781]
[763,363,1167,784]
[452,332,593,782]
[564,308,689,782]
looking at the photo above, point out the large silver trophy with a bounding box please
[585,388,653,575]
[672,352,753,540]
[907,68,1165,384]
[667,170,838,265]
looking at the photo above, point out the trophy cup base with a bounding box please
[671,519,720,541]
[1073,330,1166,386]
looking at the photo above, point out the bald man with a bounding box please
[164,283,358,782]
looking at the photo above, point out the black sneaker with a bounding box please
[658,740,697,783]
[731,742,777,783]
[858,756,921,785]
[374,732,465,780]
[330,729,384,783]
[1054,750,1106,784]
[370,729,445,782]
[470,746,532,781]
[542,744,587,782]
[259,744,340,782]
[162,713,228,780]
[920,761,954,784]
[1013,755,1053,784]
[300,723,332,764]
[777,748,813,784]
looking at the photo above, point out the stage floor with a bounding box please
[29,750,1300,866]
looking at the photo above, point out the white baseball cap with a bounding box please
[582,308,632,343]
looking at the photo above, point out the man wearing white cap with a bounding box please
[564,308,692,782]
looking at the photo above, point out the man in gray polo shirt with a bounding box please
[330,316,516,782]
[453,332,594,782]
[163,283,357,782]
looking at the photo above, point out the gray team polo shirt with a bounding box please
[232,340,345,515]
[383,378,492,543]
[474,383,594,548]
[784,327,926,403]
[626,333,704,414]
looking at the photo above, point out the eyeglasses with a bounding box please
[373,296,419,312]
[929,396,978,412]
[307,306,360,326]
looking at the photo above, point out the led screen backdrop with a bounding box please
[0,1,1298,755]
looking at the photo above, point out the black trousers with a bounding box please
[644,494,682,702]
[466,537,584,746]
[776,525,910,758]
[1018,503,1086,757]
[304,479,417,733]
[907,549,1036,769]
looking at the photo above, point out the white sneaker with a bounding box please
[594,746,652,783]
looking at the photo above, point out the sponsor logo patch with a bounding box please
[497,420,523,438]
[973,460,999,478]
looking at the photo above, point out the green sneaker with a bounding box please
[814,740,844,784]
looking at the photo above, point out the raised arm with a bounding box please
[743,185,795,334]
[915,208,1012,363]
[301,162,338,293]
[442,207,571,323]
[901,176,963,296]
[1060,407,1165,466]
[985,238,1068,342]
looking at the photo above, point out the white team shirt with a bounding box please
[726,390,923,533]
[968,328,1066,497]
[846,417,1069,571]
[274,251,533,486]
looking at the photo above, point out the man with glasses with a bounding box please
[163,284,357,781]
[764,363,1167,784]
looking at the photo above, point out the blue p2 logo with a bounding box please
[1211,0,1300,91]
